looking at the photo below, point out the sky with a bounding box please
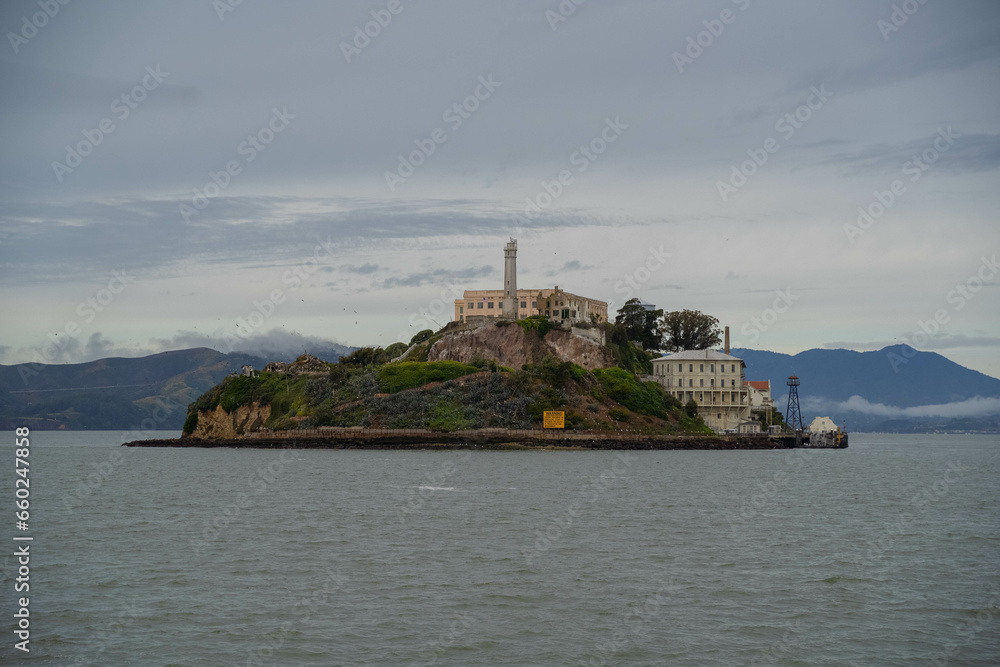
[1,0,999,379]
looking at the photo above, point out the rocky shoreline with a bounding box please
[123,430,819,450]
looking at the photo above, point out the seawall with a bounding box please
[122,427,840,450]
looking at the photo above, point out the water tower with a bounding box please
[786,375,803,431]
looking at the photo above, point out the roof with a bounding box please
[744,380,770,391]
[653,349,744,362]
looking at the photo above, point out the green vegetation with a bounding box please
[377,361,480,393]
[515,314,557,338]
[593,367,668,418]
[615,298,662,351]
[183,323,716,436]
[603,323,654,374]
[659,310,722,352]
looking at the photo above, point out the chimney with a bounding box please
[724,326,730,355]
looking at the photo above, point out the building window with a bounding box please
[731,364,735,372]
[477,302,483,309]
[677,379,682,387]
[459,307,464,313]
[710,379,714,387]
[731,379,735,387]
[571,310,576,318]
[688,379,693,387]
[499,303,503,310]
[467,302,474,309]
[520,301,527,309]
[678,364,682,372]
[710,364,715,372]
[545,310,550,316]
[700,364,704,372]
[488,302,494,309]
[532,301,536,308]
[688,364,693,372]
[700,379,704,387]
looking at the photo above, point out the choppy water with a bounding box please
[1,431,998,666]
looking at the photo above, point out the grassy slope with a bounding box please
[184,356,710,436]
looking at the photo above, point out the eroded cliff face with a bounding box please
[426,323,612,370]
[188,402,271,440]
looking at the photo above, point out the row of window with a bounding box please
[466,300,536,310]
[675,391,743,404]
[675,378,738,387]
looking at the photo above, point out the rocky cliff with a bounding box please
[188,402,271,439]
[426,323,613,370]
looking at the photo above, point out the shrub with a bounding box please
[384,342,409,359]
[609,408,630,422]
[516,314,555,338]
[182,411,198,435]
[409,329,434,345]
[593,368,667,418]
[684,399,699,419]
[339,347,389,367]
[377,361,479,393]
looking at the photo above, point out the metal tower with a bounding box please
[786,375,803,431]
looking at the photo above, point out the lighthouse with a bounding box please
[502,238,517,320]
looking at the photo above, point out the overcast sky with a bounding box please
[1,0,999,378]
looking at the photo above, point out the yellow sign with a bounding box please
[543,411,565,429]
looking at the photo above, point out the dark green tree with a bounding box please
[614,298,663,350]
[659,310,722,352]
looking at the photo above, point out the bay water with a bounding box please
[1,432,997,666]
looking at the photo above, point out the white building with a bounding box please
[651,349,752,432]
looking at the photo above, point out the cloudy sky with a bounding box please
[1,0,999,377]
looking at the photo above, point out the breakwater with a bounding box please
[123,427,844,450]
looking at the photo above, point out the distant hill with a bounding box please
[0,346,350,431]
[733,345,1000,432]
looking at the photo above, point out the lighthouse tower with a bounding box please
[502,238,518,320]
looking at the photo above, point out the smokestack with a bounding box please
[724,326,730,355]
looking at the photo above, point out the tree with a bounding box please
[659,310,722,352]
[614,298,663,350]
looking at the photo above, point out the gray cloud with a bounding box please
[803,395,1000,419]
